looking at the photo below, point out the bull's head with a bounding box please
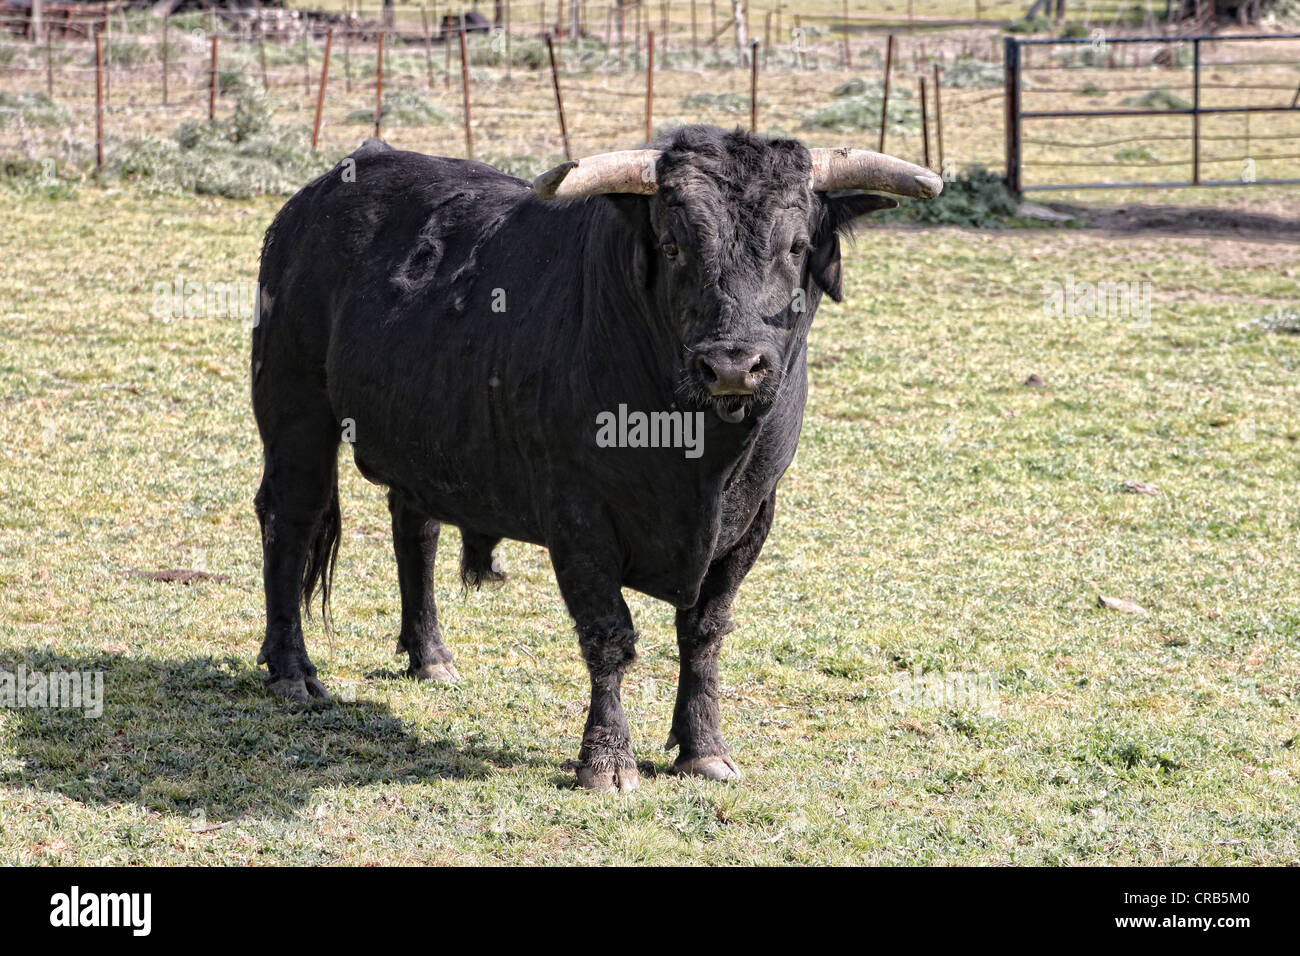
[533,128,941,424]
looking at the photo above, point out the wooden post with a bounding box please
[313,28,333,149]
[919,75,930,169]
[375,31,384,139]
[94,27,103,173]
[878,34,894,153]
[459,20,473,158]
[645,30,654,141]
[209,33,218,122]
[546,33,570,159]
[934,63,944,173]
[421,5,434,88]
[749,39,758,130]
[102,13,109,107]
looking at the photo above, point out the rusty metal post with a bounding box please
[691,0,698,65]
[209,33,218,121]
[934,62,944,173]
[375,31,384,139]
[919,75,930,169]
[445,11,453,87]
[94,26,104,173]
[162,16,169,104]
[749,39,758,131]
[259,30,268,91]
[546,32,570,159]
[344,22,352,92]
[459,19,473,158]
[645,30,655,141]
[421,5,434,88]
[313,28,333,149]
[45,20,53,98]
[841,0,850,69]
[878,34,894,153]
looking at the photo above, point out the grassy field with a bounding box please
[0,183,1297,865]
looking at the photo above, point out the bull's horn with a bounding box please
[808,148,943,199]
[532,149,661,200]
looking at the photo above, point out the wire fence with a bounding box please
[0,6,1019,189]
[2,5,1297,197]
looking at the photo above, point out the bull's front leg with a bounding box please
[549,530,640,793]
[669,493,776,782]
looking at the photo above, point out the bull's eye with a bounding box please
[789,238,810,259]
[661,241,680,260]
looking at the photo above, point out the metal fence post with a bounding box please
[1004,36,1021,195]
[1192,37,1201,186]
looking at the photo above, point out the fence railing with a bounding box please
[1004,33,1300,193]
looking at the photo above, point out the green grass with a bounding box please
[0,188,1297,865]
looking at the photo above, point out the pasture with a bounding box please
[1,181,1297,864]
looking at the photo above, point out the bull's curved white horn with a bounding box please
[532,149,661,200]
[808,147,944,199]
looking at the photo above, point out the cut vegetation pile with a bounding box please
[879,166,1020,228]
[802,77,919,135]
[347,88,451,127]
[107,78,332,199]
[0,91,70,128]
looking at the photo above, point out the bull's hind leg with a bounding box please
[667,492,776,781]
[253,409,341,704]
[389,491,458,682]
[549,527,640,793]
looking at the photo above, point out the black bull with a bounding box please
[251,125,939,791]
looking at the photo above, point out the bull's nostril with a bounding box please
[696,355,719,384]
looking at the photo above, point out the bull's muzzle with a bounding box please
[696,346,771,397]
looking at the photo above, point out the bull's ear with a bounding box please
[809,193,898,302]
[602,194,655,287]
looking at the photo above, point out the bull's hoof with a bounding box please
[267,675,332,704]
[408,660,460,683]
[673,754,742,781]
[576,762,640,793]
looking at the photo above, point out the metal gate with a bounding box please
[1004,33,1300,193]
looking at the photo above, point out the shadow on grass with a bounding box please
[1062,203,1300,240]
[0,648,544,820]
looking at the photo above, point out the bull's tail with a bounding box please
[301,480,342,642]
